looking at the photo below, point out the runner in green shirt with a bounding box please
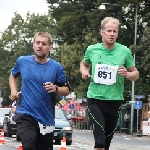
[80,17,139,150]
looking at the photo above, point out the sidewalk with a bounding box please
[75,128,150,140]
[74,129,150,150]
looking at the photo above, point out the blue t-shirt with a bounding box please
[11,55,67,126]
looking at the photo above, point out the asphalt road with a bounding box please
[1,130,150,150]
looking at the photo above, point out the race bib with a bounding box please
[94,64,118,85]
[38,122,55,135]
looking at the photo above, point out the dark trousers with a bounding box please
[125,120,130,128]
[87,98,121,150]
[16,115,53,150]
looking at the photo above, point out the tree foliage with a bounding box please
[130,12,150,97]
[0,12,56,105]
[46,0,150,101]
[1,0,150,105]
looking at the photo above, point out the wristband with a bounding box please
[54,85,58,92]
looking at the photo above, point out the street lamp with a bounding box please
[99,3,121,9]
[99,3,138,135]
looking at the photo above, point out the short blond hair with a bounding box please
[33,32,52,45]
[101,17,120,30]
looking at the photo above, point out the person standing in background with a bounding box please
[124,110,130,129]
[11,91,21,114]
[11,100,17,114]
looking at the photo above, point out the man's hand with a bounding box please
[9,91,21,101]
[118,66,128,78]
[43,82,57,93]
[82,71,91,80]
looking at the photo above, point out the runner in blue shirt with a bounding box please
[9,32,70,150]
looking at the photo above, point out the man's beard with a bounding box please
[35,53,47,59]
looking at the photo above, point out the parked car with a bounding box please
[3,109,17,137]
[0,108,11,130]
[54,106,73,145]
[3,106,73,145]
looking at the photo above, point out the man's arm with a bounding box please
[80,60,90,73]
[9,73,20,101]
[55,86,69,96]
[80,60,91,80]
[43,82,70,96]
[126,67,139,81]
[118,66,139,81]
[9,73,18,93]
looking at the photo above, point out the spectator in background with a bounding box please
[124,110,130,129]
[66,113,72,120]
[11,100,17,114]
[56,103,62,108]
[11,91,21,114]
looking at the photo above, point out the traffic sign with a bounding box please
[134,95,145,99]
[59,99,66,106]
[60,96,66,99]
[69,104,75,110]
[134,101,142,109]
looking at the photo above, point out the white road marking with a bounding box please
[2,139,94,149]
[124,138,131,140]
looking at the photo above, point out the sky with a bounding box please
[0,0,49,32]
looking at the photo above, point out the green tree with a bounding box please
[47,0,148,46]
[46,0,150,101]
[130,12,150,97]
[0,12,56,105]
[59,32,98,94]
[47,0,150,98]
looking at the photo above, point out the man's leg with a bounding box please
[17,115,53,150]
[87,98,106,149]
[23,139,36,150]
[44,132,53,150]
[16,115,38,150]
[104,101,121,150]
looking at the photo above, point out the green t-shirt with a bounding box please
[83,43,134,100]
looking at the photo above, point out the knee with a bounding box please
[23,139,35,150]
[94,132,105,148]
[105,142,110,150]
[95,140,110,149]
[95,140,105,148]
